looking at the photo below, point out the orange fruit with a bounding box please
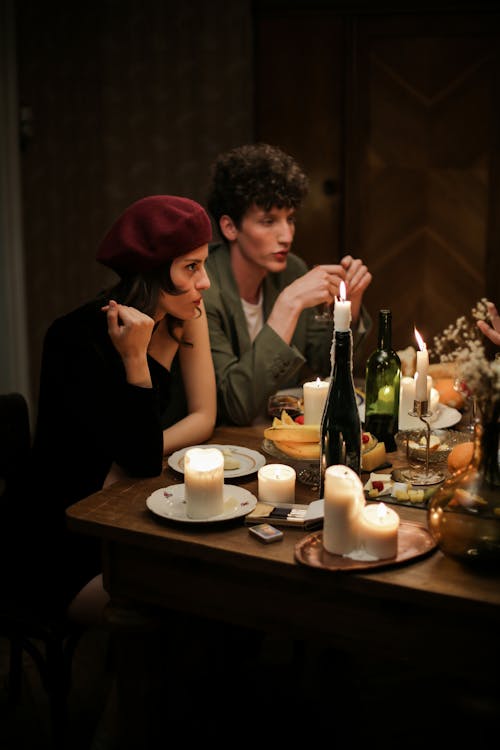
[447,441,474,472]
[433,378,465,410]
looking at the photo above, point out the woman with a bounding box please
[28,195,216,610]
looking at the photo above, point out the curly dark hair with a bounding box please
[207,143,309,228]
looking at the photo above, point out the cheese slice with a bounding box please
[361,441,387,472]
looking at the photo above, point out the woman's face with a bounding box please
[157,244,210,320]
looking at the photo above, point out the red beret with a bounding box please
[96,195,212,274]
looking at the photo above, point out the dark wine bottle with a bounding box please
[319,328,361,497]
[364,309,401,452]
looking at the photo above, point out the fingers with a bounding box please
[309,265,345,301]
[104,299,120,336]
[477,318,500,346]
[486,302,500,331]
[339,256,372,297]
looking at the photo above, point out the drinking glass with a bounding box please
[314,302,334,323]
[267,394,302,420]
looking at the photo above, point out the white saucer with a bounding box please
[430,404,462,429]
[146,484,257,523]
[168,444,266,479]
[359,403,462,430]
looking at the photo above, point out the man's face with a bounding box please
[232,204,296,272]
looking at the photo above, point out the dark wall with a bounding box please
[16,0,254,405]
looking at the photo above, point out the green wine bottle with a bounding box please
[364,309,401,452]
[319,328,361,498]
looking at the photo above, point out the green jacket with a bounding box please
[204,242,371,425]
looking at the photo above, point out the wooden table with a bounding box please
[66,426,500,745]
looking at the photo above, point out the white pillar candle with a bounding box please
[184,447,224,519]
[323,465,365,555]
[398,376,416,430]
[303,378,329,425]
[258,464,296,503]
[333,280,351,331]
[357,502,400,559]
[414,328,429,402]
[430,385,439,414]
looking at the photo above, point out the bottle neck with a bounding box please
[378,310,392,351]
[332,329,354,374]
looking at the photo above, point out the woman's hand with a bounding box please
[102,300,154,386]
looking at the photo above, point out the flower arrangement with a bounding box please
[432,298,500,423]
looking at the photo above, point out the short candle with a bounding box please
[258,464,296,503]
[357,502,400,559]
[184,447,224,519]
[303,378,329,425]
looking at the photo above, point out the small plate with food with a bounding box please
[168,444,266,479]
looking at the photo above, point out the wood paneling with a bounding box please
[255,7,500,372]
[350,13,500,357]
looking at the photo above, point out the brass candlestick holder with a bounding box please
[400,399,445,486]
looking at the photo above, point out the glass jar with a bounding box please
[427,405,500,567]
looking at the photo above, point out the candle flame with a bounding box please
[339,280,346,301]
[414,327,426,352]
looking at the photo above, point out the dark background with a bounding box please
[14,0,500,405]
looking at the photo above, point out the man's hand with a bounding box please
[340,255,372,324]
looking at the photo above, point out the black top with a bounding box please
[25,300,182,606]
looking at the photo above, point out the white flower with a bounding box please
[432,298,499,421]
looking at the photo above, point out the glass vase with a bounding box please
[427,402,500,567]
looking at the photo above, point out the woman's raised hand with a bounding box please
[102,300,155,386]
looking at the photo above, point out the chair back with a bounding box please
[0,392,31,501]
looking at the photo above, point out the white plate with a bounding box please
[430,404,462,429]
[357,402,461,430]
[167,444,266,479]
[146,484,257,524]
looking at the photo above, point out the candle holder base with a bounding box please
[400,465,445,486]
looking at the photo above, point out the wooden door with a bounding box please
[348,12,500,357]
[255,6,500,370]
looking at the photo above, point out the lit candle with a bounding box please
[357,502,400,559]
[414,328,429,402]
[323,465,365,555]
[303,378,329,425]
[258,464,296,503]
[333,280,351,332]
[184,447,224,519]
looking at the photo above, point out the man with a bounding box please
[204,142,372,425]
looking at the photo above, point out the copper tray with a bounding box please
[295,521,436,572]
